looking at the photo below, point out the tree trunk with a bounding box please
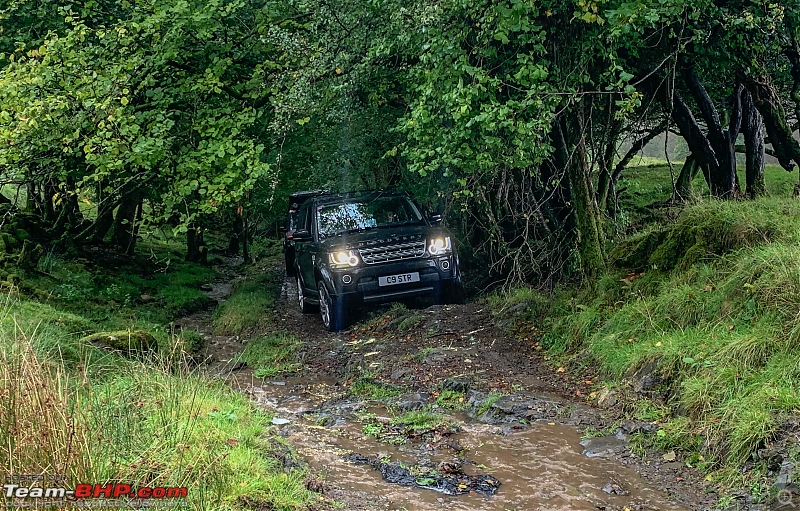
[741,90,766,198]
[228,213,242,255]
[742,74,800,171]
[557,116,605,280]
[27,182,42,215]
[682,66,738,198]
[784,40,800,132]
[111,189,142,255]
[647,76,719,190]
[673,154,701,201]
[242,211,250,262]
[186,222,199,262]
[596,115,623,214]
[186,222,208,263]
[43,180,57,222]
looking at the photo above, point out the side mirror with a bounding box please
[293,229,312,242]
[428,213,443,224]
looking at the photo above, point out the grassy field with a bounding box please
[0,237,318,510]
[491,162,800,494]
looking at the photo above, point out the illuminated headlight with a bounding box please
[328,250,359,268]
[428,236,452,256]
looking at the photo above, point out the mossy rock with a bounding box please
[609,229,666,270]
[78,330,157,357]
[612,204,781,272]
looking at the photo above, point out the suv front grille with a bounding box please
[359,241,426,265]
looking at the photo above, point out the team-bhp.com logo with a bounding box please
[4,484,187,499]
[3,475,188,508]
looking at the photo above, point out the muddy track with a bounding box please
[183,259,718,511]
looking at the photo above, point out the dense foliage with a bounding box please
[1,0,799,285]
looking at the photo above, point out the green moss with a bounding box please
[240,333,302,377]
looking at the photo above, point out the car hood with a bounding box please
[320,225,450,252]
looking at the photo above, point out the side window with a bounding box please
[296,204,309,234]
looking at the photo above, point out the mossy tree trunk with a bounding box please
[743,74,800,171]
[673,154,701,201]
[556,115,605,280]
[742,90,767,199]
[111,187,142,255]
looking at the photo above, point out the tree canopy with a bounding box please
[2,0,799,284]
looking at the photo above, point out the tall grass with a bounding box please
[0,300,316,510]
[0,335,93,482]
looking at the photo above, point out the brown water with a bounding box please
[240,375,687,511]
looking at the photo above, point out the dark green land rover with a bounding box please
[290,190,463,331]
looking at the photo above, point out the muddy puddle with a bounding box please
[234,372,688,511]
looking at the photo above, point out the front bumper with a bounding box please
[325,255,458,304]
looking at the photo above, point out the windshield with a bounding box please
[316,196,423,238]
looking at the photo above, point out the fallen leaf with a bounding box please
[226,439,239,446]
[655,341,663,347]
[556,367,566,373]
[662,450,677,462]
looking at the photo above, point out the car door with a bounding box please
[293,203,317,300]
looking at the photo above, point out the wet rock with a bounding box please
[758,448,784,472]
[662,462,684,471]
[505,302,529,314]
[466,390,486,403]
[390,367,413,381]
[580,434,628,458]
[492,395,539,414]
[628,358,662,393]
[620,419,659,435]
[394,392,431,411]
[595,387,618,408]
[602,481,629,495]
[775,461,796,490]
[79,330,156,358]
[346,453,501,496]
[442,377,472,393]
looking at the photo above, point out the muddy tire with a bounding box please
[296,273,316,313]
[318,281,346,332]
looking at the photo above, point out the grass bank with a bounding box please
[491,169,800,496]
[0,238,319,510]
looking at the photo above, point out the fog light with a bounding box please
[342,274,352,284]
[441,260,450,270]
